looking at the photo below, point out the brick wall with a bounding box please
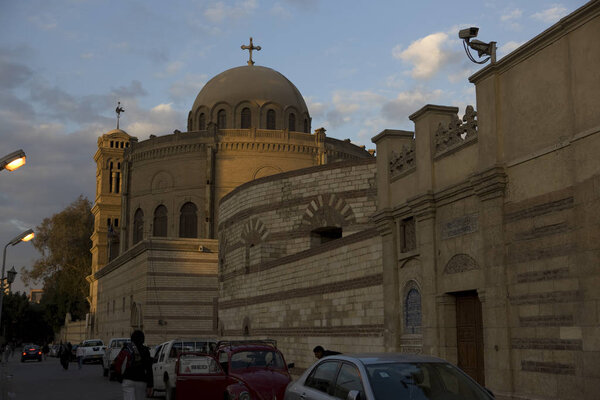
[218,160,383,370]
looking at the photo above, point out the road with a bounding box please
[0,355,125,400]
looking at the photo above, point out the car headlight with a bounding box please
[239,392,250,400]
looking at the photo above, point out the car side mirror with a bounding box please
[287,363,295,369]
[347,390,361,400]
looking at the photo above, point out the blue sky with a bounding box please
[0,0,588,292]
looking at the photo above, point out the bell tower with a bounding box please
[88,128,132,335]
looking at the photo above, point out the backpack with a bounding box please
[114,343,142,381]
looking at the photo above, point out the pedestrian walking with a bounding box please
[313,345,341,359]
[114,330,153,400]
[76,344,84,369]
[59,342,71,370]
[42,343,49,360]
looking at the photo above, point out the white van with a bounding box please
[152,338,217,400]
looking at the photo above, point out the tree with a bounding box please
[0,292,54,344]
[21,195,93,331]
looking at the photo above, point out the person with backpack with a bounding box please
[114,330,153,400]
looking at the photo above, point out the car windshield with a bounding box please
[170,341,215,358]
[112,339,129,348]
[366,362,493,400]
[83,340,103,347]
[230,350,285,370]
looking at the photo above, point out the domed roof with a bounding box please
[104,128,129,137]
[190,65,309,115]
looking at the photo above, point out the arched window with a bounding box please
[241,108,251,129]
[266,109,276,130]
[153,205,168,237]
[198,113,206,130]
[179,202,198,238]
[405,288,422,334]
[133,209,144,244]
[288,113,296,131]
[303,118,309,133]
[217,109,226,129]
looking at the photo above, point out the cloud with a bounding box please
[381,88,443,122]
[0,57,33,89]
[204,0,258,23]
[304,97,327,120]
[501,8,522,21]
[169,73,208,105]
[385,75,405,89]
[447,66,477,84]
[270,3,292,18]
[125,102,185,138]
[155,61,186,78]
[501,8,522,30]
[324,90,387,128]
[80,53,94,60]
[166,61,184,75]
[532,4,568,23]
[28,15,57,31]
[499,41,523,57]
[392,33,455,80]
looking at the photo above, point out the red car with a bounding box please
[175,340,293,400]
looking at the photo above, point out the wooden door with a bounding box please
[455,291,485,386]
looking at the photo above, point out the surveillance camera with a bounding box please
[459,27,479,40]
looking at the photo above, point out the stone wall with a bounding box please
[372,3,600,399]
[93,238,219,346]
[218,159,383,370]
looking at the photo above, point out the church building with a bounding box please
[89,3,600,399]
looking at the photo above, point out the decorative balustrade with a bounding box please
[434,105,477,156]
[390,141,416,178]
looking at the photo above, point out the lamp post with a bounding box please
[0,229,34,326]
[0,149,27,172]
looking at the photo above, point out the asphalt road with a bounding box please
[0,355,124,400]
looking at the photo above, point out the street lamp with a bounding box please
[6,267,17,286]
[0,229,34,325]
[3,267,18,294]
[0,149,27,172]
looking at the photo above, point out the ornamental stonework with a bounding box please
[389,142,415,178]
[443,253,479,274]
[434,105,477,155]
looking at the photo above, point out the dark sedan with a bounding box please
[21,345,43,362]
[285,353,495,400]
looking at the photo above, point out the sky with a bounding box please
[0,0,588,293]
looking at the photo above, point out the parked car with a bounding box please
[21,344,42,362]
[152,338,218,400]
[175,340,293,400]
[80,339,105,364]
[103,337,130,379]
[284,353,495,400]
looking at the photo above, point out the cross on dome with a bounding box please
[241,37,261,66]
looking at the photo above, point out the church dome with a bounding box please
[188,65,311,132]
